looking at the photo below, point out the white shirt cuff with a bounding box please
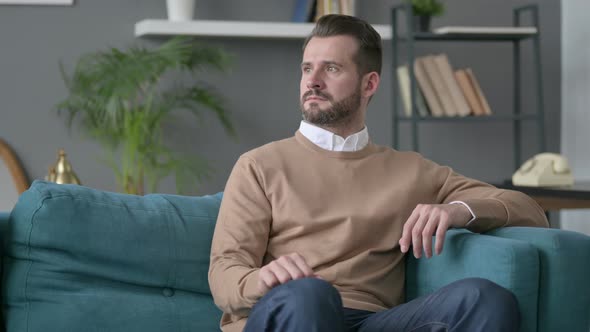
[449,201,476,226]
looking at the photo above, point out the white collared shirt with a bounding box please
[298,120,476,223]
[298,121,369,152]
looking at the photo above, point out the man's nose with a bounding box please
[306,73,325,90]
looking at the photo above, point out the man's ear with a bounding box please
[362,72,380,98]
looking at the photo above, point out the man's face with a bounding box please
[300,35,363,126]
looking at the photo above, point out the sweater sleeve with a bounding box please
[208,155,270,316]
[429,161,549,233]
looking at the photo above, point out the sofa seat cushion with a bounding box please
[2,180,223,332]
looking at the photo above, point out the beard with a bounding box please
[300,87,362,127]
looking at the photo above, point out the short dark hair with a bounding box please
[303,14,382,76]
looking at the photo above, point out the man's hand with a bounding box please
[399,204,471,258]
[257,253,318,294]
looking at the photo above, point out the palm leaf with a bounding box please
[55,37,235,194]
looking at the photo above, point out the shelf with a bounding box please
[407,31,537,42]
[135,19,392,40]
[391,4,546,172]
[433,26,537,34]
[412,26,539,41]
[395,114,539,122]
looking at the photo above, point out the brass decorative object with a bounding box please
[45,166,57,182]
[46,149,81,185]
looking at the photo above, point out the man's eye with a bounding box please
[327,66,338,72]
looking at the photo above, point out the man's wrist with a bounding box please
[449,201,476,226]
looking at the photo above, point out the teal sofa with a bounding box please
[1,181,589,332]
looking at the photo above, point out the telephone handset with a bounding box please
[512,153,574,187]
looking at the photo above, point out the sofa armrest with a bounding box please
[406,229,540,332]
[488,227,590,332]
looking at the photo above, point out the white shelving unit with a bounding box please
[135,19,392,40]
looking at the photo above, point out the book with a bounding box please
[414,57,444,117]
[433,26,537,35]
[432,54,470,117]
[338,0,356,16]
[396,65,429,117]
[420,55,457,117]
[314,0,324,21]
[454,69,483,116]
[331,0,340,15]
[349,0,356,16]
[292,0,316,22]
[323,0,334,15]
[465,68,492,115]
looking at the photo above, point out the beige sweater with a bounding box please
[208,131,548,332]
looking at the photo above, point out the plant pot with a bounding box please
[166,0,196,21]
[414,15,431,32]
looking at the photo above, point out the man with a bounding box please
[208,14,548,332]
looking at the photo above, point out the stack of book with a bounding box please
[397,54,492,118]
[292,0,356,23]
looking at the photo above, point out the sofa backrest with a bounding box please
[2,180,224,332]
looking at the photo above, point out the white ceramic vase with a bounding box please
[166,0,196,21]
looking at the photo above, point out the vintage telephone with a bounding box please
[512,153,574,187]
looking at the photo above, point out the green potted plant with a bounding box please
[56,37,235,195]
[407,0,445,32]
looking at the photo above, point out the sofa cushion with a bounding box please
[2,180,223,332]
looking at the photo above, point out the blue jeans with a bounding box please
[244,277,519,332]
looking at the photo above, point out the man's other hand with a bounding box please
[399,204,471,258]
[257,253,318,294]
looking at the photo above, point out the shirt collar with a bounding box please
[298,121,369,152]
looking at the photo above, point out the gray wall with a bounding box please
[561,0,590,236]
[0,0,561,196]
